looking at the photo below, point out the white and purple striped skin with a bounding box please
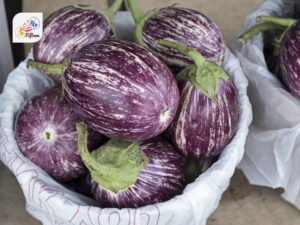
[63,40,180,141]
[15,86,103,182]
[141,7,226,74]
[33,5,113,83]
[280,20,300,100]
[169,79,240,159]
[89,138,185,208]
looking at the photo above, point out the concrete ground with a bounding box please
[208,170,300,225]
[0,162,42,225]
[2,162,300,225]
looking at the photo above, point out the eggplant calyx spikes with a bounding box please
[76,122,150,193]
[157,39,231,104]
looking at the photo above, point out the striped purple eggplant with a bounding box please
[280,20,300,100]
[239,16,300,100]
[28,40,179,141]
[170,79,240,158]
[76,123,184,208]
[127,0,225,73]
[158,40,240,159]
[33,0,123,83]
[15,86,103,182]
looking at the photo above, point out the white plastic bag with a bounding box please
[0,12,252,225]
[231,0,300,210]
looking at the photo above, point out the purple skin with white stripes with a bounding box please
[33,5,113,83]
[90,138,185,208]
[15,86,103,182]
[169,79,240,159]
[139,8,225,73]
[153,39,240,159]
[64,40,179,141]
[280,20,300,101]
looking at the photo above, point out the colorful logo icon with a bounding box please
[13,13,43,43]
[30,17,40,29]
[23,20,33,32]
[15,26,25,39]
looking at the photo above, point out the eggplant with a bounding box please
[127,0,225,73]
[27,40,179,141]
[15,86,103,182]
[280,20,300,100]
[263,35,281,77]
[33,0,123,83]
[239,16,300,100]
[76,122,185,208]
[157,40,240,159]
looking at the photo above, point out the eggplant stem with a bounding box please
[27,60,65,76]
[156,39,230,105]
[127,0,144,23]
[104,0,124,20]
[156,39,205,67]
[76,122,149,193]
[76,123,104,174]
[256,16,297,27]
[239,22,286,43]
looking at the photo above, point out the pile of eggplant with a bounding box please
[239,15,300,101]
[16,0,240,208]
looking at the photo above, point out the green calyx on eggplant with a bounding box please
[156,39,230,104]
[76,122,150,193]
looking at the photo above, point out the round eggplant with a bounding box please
[158,40,240,159]
[33,0,123,83]
[27,40,179,141]
[76,122,185,208]
[127,0,225,73]
[15,86,103,182]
